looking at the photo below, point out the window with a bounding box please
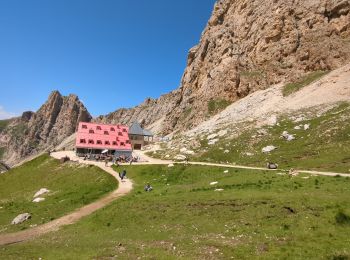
[110,127,115,131]
[112,141,117,145]
[89,129,94,134]
[97,140,102,145]
[82,125,87,129]
[126,140,130,144]
[80,139,86,143]
[121,142,125,146]
[122,128,127,132]
[118,132,123,136]
[88,140,94,144]
[105,141,110,145]
[96,126,101,130]
[104,131,109,135]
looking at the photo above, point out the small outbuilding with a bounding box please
[128,122,154,150]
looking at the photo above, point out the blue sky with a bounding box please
[0,0,216,119]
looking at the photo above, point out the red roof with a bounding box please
[75,122,132,151]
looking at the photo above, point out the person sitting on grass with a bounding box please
[144,183,153,192]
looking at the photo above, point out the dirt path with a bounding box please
[133,150,350,177]
[0,151,133,246]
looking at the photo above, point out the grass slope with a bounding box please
[0,154,117,234]
[1,164,350,259]
[195,103,350,173]
[282,71,329,96]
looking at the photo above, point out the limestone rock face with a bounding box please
[100,0,350,135]
[1,91,91,165]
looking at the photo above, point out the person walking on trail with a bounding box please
[119,170,127,181]
[105,157,109,167]
[121,169,127,180]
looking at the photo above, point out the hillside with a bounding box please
[145,63,350,173]
[98,0,350,135]
[0,91,91,165]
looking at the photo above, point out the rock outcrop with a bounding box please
[99,0,350,135]
[0,91,91,165]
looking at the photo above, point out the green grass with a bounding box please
[0,154,117,234]
[0,147,5,160]
[0,119,11,133]
[208,99,232,115]
[282,71,329,96]
[1,164,350,259]
[195,103,350,173]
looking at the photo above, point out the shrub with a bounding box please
[335,210,350,225]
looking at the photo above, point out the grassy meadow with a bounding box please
[1,164,350,259]
[0,154,117,234]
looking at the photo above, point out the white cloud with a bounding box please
[0,106,17,120]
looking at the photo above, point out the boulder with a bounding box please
[32,197,45,203]
[224,150,230,153]
[168,163,174,168]
[262,145,277,153]
[304,124,310,130]
[174,154,186,161]
[33,188,50,198]
[294,125,301,130]
[210,181,218,185]
[11,213,31,225]
[281,131,295,141]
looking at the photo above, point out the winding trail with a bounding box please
[1,149,348,246]
[133,150,350,177]
[0,151,133,246]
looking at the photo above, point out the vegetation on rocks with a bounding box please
[208,98,232,115]
[0,154,116,234]
[282,71,329,96]
[1,164,350,259]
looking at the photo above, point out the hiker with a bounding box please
[105,157,109,167]
[267,162,278,169]
[121,169,127,179]
[144,183,153,192]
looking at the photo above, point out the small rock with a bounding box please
[245,152,254,156]
[304,124,310,130]
[281,131,295,141]
[262,145,277,153]
[210,181,218,185]
[208,139,219,145]
[165,155,170,158]
[168,163,174,168]
[33,188,50,198]
[257,129,268,136]
[224,150,230,153]
[266,115,278,126]
[174,154,186,161]
[224,170,229,173]
[217,130,228,137]
[207,133,218,140]
[11,213,31,225]
[294,125,301,130]
[33,197,45,203]
[215,189,224,191]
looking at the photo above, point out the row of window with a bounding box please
[81,124,127,133]
[85,129,125,136]
[79,139,130,146]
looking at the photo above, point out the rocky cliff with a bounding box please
[99,0,350,134]
[0,91,91,165]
